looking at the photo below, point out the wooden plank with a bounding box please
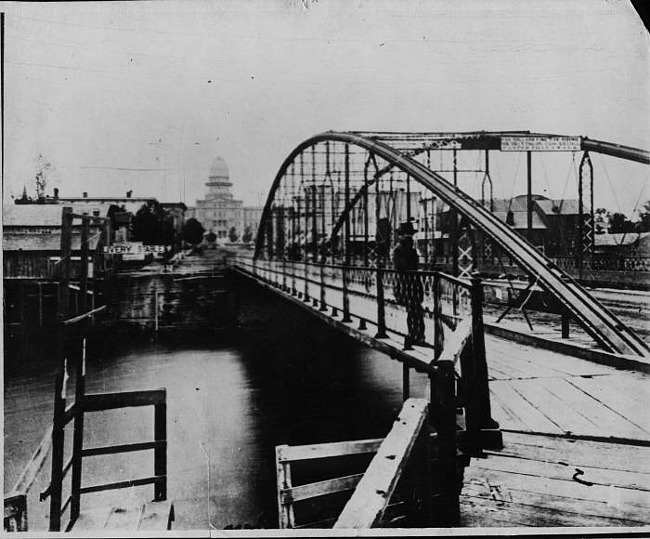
[460,493,644,528]
[486,335,617,377]
[487,353,571,380]
[284,473,364,503]
[464,468,650,518]
[278,438,382,463]
[83,389,166,411]
[276,445,295,529]
[10,425,53,495]
[334,398,428,529]
[79,475,163,495]
[462,483,648,526]
[566,375,650,435]
[62,305,107,326]
[507,378,622,437]
[81,440,165,457]
[70,507,111,531]
[103,504,144,529]
[488,392,526,431]
[470,453,650,492]
[489,381,564,434]
[526,377,648,440]
[495,431,650,475]
[138,501,174,530]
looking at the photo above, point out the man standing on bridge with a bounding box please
[393,221,425,348]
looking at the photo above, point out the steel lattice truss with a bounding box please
[253,131,650,358]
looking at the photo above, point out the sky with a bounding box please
[1,0,649,215]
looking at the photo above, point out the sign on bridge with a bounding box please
[103,243,167,259]
[501,136,581,152]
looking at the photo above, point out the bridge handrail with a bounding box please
[334,399,429,528]
[234,257,474,353]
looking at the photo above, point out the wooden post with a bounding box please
[154,390,167,501]
[79,216,90,314]
[402,361,410,401]
[49,207,73,532]
[561,308,570,338]
[48,361,67,532]
[70,338,87,524]
[469,275,501,448]
[58,208,73,318]
[437,360,459,525]
[375,267,387,338]
[275,446,296,529]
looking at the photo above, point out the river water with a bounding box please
[5,275,648,530]
[4,275,432,530]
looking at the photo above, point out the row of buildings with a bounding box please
[3,157,265,280]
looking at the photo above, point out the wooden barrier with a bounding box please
[276,438,383,529]
[334,399,428,529]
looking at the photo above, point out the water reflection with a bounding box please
[4,278,417,530]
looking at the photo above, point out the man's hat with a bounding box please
[398,221,416,236]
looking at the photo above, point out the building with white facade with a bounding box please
[188,157,263,241]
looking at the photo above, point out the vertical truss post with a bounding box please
[527,151,533,243]
[311,145,318,262]
[301,152,308,263]
[375,266,387,338]
[374,156,387,338]
[450,150,459,276]
[321,185,326,261]
[406,174,412,223]
[578,151,594,279]
[363,157,370,267]
[266,210,274,260]
[433,272,443,359]
[342,144,352,322]
[481,150,494,214]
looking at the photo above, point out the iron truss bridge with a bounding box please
[250,131,650,359]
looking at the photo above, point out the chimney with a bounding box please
[53,187,59,200]
[126,190,133,198]
[83,191,88,198]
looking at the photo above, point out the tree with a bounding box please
[228,226,239,243]
[205,230,217,243]
[608,212,636,234]
[242,226,253,244]
[638,201,650,232]
[181,218,205,245]
[35,154,54,199]
[131,201,175,245]
[594,208,610,234]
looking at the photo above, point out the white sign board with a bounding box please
[103,243,167,259]
[501,136,581,152]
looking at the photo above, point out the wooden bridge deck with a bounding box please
[463,336,650,527]
[237,265,650,528]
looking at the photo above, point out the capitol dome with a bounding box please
[208,157,230,181]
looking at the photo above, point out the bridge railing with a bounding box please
[235,257,474,355]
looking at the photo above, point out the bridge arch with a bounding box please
[254,131,650,358]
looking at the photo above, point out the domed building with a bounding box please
[188,157,263,242]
